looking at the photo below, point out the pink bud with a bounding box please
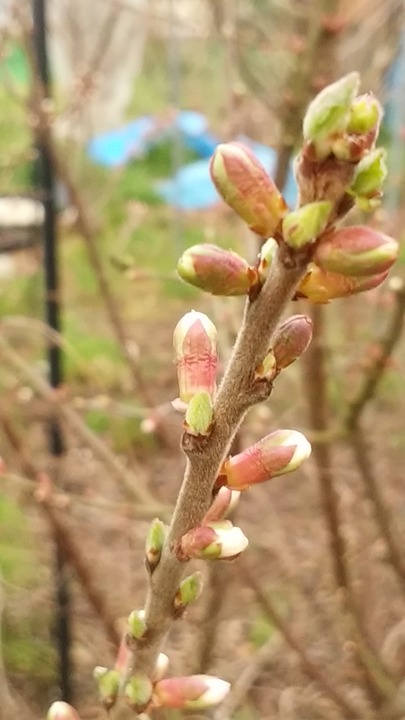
[173,310,218,403]
[298,263,389,303]
[178,521,248,560]
[272,315,313,371]
[177,243,257,295]
[47,702,81,720]
[218,430,311,491]
[314,226,398,277]
[153,675,231,710]
[210,142,288,237]
[203,486,240,523]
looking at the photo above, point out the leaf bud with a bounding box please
[124,675,153,711]
[314,226,398,278]
[173,310,218,403]
[348,148,387,198]
[174,572,203,613]
[184,391,214,436]
[145,518,166,572]
[282,201,332,249]
[217,429,311,491]
[210,142,288,236]
[153,675,231,710]
[178,521,248,560]
[272,315,313,371]
[203,486,241,523]
[128,609,147,640]
[303,72,359,154]
[297,263,389,303]
[93,667,120,709]
[258,237,278,282]
[347,93,382,135]
[177,243,257,295]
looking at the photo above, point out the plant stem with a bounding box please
[126,251,308,679]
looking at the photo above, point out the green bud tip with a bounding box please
[128,609,147,639]
[282,201,332,249]
[258,237,278,282]
[303,72,360,143]
[349,148,387,198]
[347,93,382,134]
[176,572,203,608]
[184,391,214,436]
[145,518,166,567]
[125,675,153,709]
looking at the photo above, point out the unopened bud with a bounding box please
[153,653,170,682]
[347,93,382,135]
[174,572,203,613]
[218,430,311,491]
[348,148,387,198]
[184,391,214,436]
[153,675,231,710]
[145,518,166,572]
[128,609,147,640]
[203,486,241,523]
[258,237,278,282]
[47,702,81,720]
[94,667,120,709]
[298,263,389,303]
[178,520,248,560]
[254,350,277,381]
[303,72,359,153]
[210,142,287,237]
[272,315,313,371]
[173,310,218,403]
[314,226,398,277]
[282,201,332,249]
[124,675,153,711]
[177,243,257,295]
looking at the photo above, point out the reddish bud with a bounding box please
[177,243,257,295]
[272,315,313,371]
[173,311,218,403]
[178,520,248,560]
[153,675,230,710]
[298,263,389,303]
[203,486,241,523]
[217,430,311,491]
[314,226,398,277]
[210,142,288,237]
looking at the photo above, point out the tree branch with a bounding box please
[124,250,308,680]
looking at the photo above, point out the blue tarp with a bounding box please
[156,138,297,210]
[87,112,297,209]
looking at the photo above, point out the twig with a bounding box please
[124,247,309,681]
[344,281,405,592]
[236,561,364,720]
[213,629,282,720]
[302,305,398,708]
[0,409,121,648]
[0,334,167,514]
[18,10,174,449]
[346,281,405,429]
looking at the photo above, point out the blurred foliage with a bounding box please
[0,495,56,682]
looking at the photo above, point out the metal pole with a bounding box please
[32,0,72,701]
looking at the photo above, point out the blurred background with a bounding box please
[1,1,405,719]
